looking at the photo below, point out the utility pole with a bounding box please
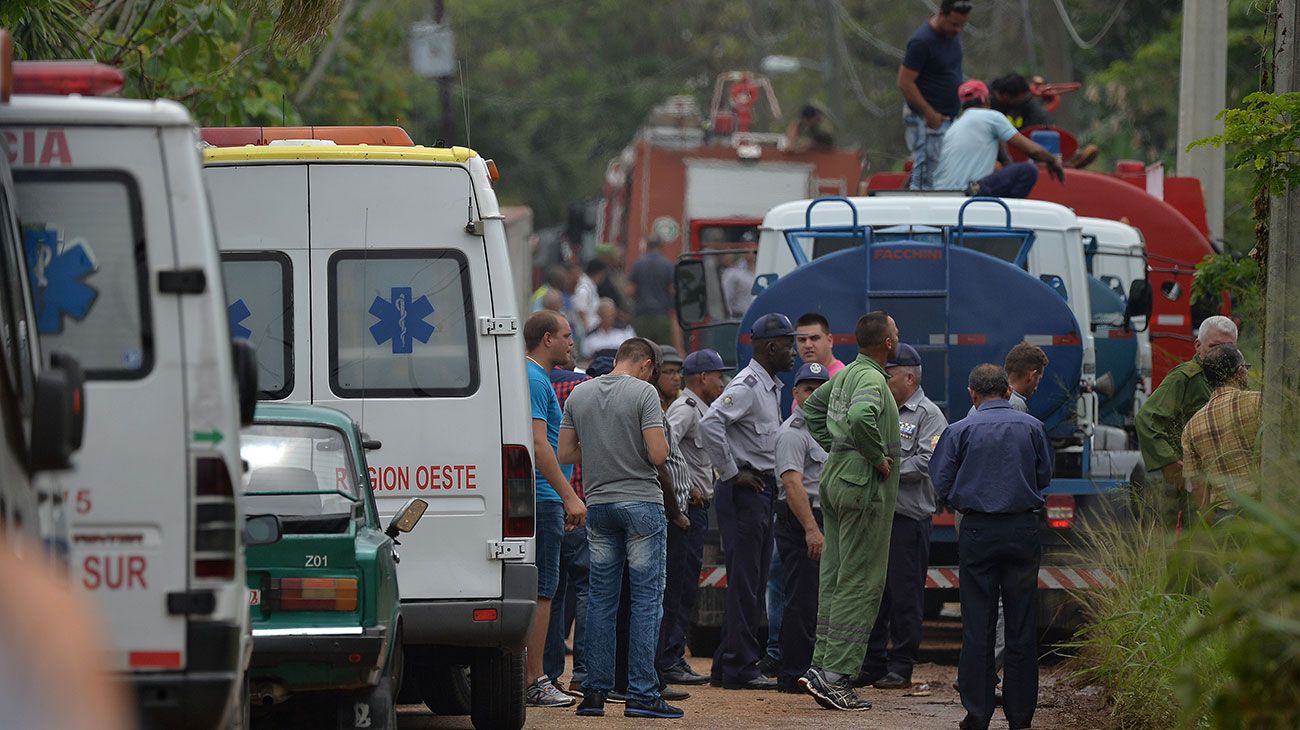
[1176,0,1228,242]
[1261,0,1300,495]
[435,0,454,144]
[820,0,844,126]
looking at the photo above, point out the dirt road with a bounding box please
[397,619,1111,730]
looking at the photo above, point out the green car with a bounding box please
[240,404,427,729]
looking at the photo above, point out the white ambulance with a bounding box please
[2,61,259,728]
[203,129,534,730]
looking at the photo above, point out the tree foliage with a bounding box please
[1192,91,1300,198]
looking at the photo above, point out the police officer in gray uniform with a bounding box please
[861,344,948,689]
[701,313,797,689]
[773,362,831,692]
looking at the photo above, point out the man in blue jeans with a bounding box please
[523,311,590,708]
[897,0,971,189]
[560,338,690,719]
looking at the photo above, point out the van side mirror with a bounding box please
[232,338,257,427]
[385,498,429,539]
[362,439,382,451]
[1125,279,1153,323]
[243,514,282,546]
[29,352,86,472]
[675,260,708,327]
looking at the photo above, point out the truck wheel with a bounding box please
[686,623,720,658]
[417,662,472,715]
[470,648,525,730]
[338,676,398,730]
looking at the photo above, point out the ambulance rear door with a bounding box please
[307,162,505,600]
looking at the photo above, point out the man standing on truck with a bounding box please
[798,311,901,712]
[524,311,589,708]
[773,362,831,693]
[897,0,971,190]
[701,313,798,690]
[931,364,1054,730]
[931,80,1066,197]
[797,313,847,378]
[661,349,731,687]
[560,338,688,719]
[1136,315,1238,526]
[860,344,947,691]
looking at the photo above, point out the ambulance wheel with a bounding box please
[338,676,398,730]
[470,648,525,730]
[418,662,471,716]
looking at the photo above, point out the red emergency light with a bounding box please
[12,61,124,97]
[201,125,415,147]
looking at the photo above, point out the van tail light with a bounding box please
[12,61,124,97]
[502,445,535,538]
[273,578,358,612]
[1046,495,1076,530]
[193,457,239,580]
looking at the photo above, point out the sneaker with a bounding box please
[606,691,627,704]
[797,668,838,711]
[576,691,606,717]
[873,672,911,690]
[755,654,780,678]
[526,675,576,708]
[662,664,709,686]
[798,668,871,712]
[624,697,685,719]
[660,686,690,701]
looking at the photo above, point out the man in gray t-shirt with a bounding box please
[558,338,688,717]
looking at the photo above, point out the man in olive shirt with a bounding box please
[1135,316,1238,525]
[797,311,902,712]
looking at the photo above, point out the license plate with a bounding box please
[248,589,261,606]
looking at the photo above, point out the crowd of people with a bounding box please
[521,303,1073,730]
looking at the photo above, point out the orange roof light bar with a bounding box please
[12,61,124,97]
[201,125,415,148]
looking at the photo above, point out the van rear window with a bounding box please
[328,249,479,398]
[220,252,293,399]
[14,171,151,379]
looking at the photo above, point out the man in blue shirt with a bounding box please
[897,0,971,190]
[932,80,1065,197]
[931,364,1052,730]
[523,310,588,707]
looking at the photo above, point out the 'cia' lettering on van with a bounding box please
[369,464,477,492]
[2,128,72,166]
[22,226,99,334]
[369,287,434,354]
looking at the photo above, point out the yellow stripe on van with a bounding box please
[203,145,478,164]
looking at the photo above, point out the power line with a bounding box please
[1049,0,1129,50]
[836,22,886,117]
[834,0,905,58]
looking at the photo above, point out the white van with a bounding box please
[1080,216,1152,399]
[203,131,534,730]
[2,62,258,728]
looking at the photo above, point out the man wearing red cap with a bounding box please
[931,79,1065,197]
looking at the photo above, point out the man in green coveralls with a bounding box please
[1135,315,1238,525]
[797,311,902,712]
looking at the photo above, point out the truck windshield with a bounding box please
[240,423,360,519]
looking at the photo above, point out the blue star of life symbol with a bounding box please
[23,226,99,335]
[369,287,435,354]
[228,298,253,339]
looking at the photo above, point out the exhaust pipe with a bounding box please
[254,682,289,706]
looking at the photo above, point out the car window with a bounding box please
[241,422,359,517]
[220,252,293,399]
[328,249,479,398]
[14,172,151,379]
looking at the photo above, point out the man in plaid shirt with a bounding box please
[545,355,592,694]
[1181,344,1262,515]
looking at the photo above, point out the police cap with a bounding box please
[794,362,831,385]
[682,349,729,375]
[750,312,796,340]
[659,345,684,365]
[886,343,923,369]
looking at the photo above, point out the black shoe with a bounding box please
[755,655,780,678]
[662,665,709,686]
[722,675,778,690]
[852,671,884,688]
[873,672,911,690]
[606,691,627,704]
[576,691,606,717]
[624,697,684,719]
[660,686,690,701]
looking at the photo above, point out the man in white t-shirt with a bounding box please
[931,80,1064,197]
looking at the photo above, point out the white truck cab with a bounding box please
[203,131,533,730]
[1,62,258,729]
[1080,216,1152,398]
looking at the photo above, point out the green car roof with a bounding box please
[252,403,358,432]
